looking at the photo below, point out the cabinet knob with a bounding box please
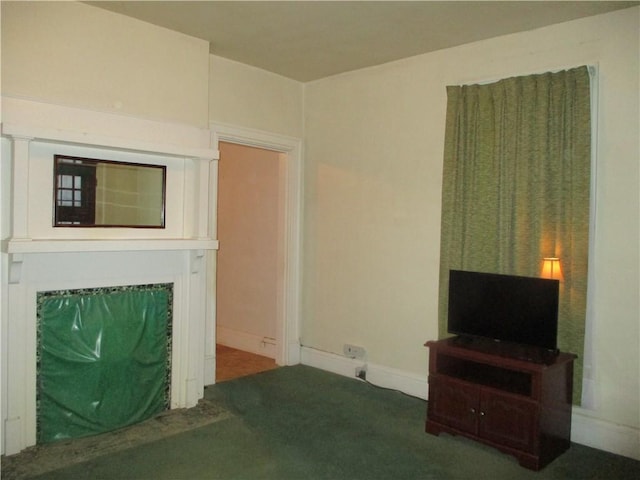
[480,411,486,416]
[470,408,476,414]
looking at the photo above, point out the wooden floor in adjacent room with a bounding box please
[215,344,278,382]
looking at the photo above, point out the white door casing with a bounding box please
[206,123,302,380]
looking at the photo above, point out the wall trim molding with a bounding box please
[571,409,640,461]
[217,326,276,359]
[1,96,216,160]
[4,239,218,255]
[300,346,427,399]
[300,346,639,461]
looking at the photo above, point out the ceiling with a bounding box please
[87,1,638,82]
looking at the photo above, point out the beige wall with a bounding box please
[209,55,304,138]
[216,142,284,348]
[1,0,637,456]
[303,7,639,432]
[1,1,210,127]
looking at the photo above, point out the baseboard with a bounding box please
[571,408,640,460]
[216,326,276,359]
[300,346,427,399]
[300,346,639,461]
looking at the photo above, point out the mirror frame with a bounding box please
[53,154,167,228]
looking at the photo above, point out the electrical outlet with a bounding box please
[355,366,367,381]
[343,344,366,359]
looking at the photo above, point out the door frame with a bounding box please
[208,123,302,374]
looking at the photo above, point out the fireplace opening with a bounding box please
[36,283,173,444]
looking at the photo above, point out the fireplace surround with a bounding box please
[1,97,219,455]
[36,283,173,443]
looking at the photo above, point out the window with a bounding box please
[438,66,591,403]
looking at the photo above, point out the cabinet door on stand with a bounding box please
[479,390,538,453]
[428,375,478,435]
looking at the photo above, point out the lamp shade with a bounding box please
[541,257,563,281]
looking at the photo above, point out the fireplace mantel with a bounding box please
[4,238,218,254]
[1,97,220,455]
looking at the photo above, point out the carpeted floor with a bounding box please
[2,365,639,479]
[1,345,273,479]
[0,398,229,480]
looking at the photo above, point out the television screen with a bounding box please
[447,270,559,352]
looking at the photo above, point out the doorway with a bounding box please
[215,142,283,380]
[209,124,302,383]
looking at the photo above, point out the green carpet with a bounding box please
[24,365,640,479]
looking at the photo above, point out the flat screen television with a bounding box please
[447,269,559,353]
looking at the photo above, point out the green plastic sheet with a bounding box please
[37,284,172,443]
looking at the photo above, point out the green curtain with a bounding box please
[438,66,591,403]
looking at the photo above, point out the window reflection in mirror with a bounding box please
[54,155,166,228]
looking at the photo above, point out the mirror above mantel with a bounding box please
[53,155,166,228]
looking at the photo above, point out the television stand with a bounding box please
[424,337,576,470]
[450,335,559,365]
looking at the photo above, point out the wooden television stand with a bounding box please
[425,337,576,471]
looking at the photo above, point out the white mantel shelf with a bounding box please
[4,238,219,254]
